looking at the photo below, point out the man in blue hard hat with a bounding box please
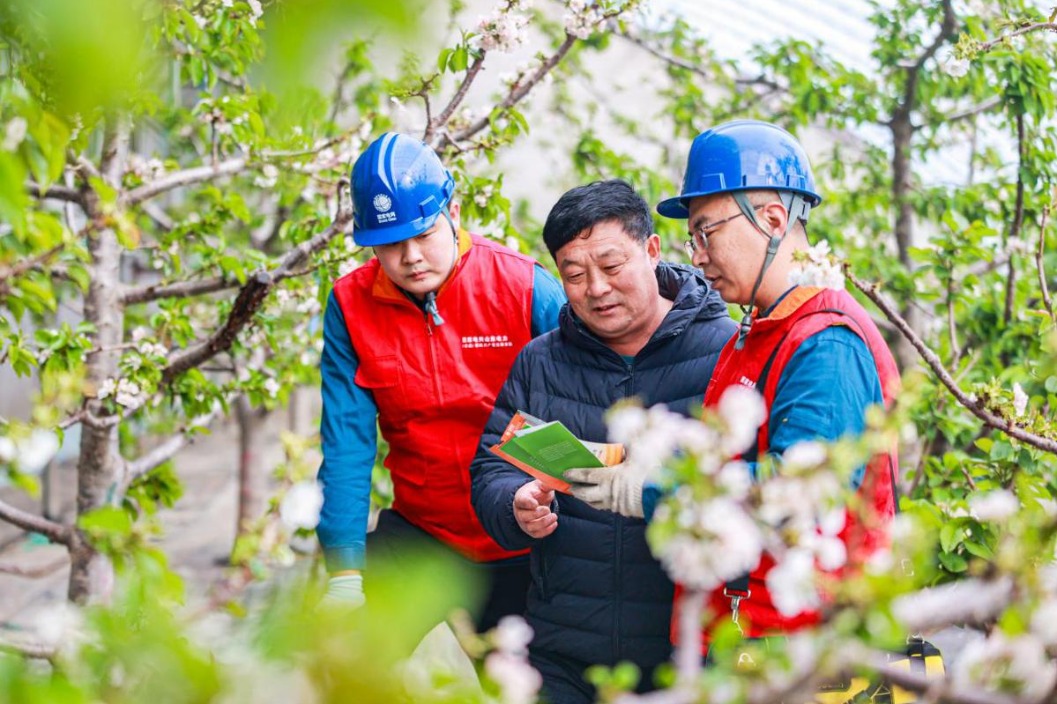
[652,120,898,657]
[316,132,565,630]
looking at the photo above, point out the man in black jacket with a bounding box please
[470,180,735,702]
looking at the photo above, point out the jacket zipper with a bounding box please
[424,313,443,404]
[613,358,635,663]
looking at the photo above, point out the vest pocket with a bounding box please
[355,354,403,409]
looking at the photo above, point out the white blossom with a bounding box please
[803,532,847,571]
[1012,382,1028,417]
[254,163,279,188]
[969,489,1019,522]
[606,405,649,443]
[3,117,27,151]
[485,652,542,704]
[758,472,843,532]
[1031,599,1057,646]
[279,481,324,530]
[493,615,533,656]
[953,632,1056,702]
[715,461,753,501]
[766,548,820,617]
[656,496,763,590]
[114,379,145,408]
[263,378,281,398]
[35,603,86,655]
[139,341,168,359]
[98,378,117,400]
[246,0,263,22]
[474,184,494,208]
[474,3,531,54]
[563,0,607,40]
[788,241,845,290]
[0,437,15,463]
[782,440,827,470]
[940,49,970,78]
[0,430,58,475]
[717,385,767,455]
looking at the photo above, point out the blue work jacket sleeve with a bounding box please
[530,264,565,337]
[316,290,378,572]
[643,327,882,524]
[470,351,540,552]
[756,325,882,488]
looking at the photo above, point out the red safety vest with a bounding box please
[677,286,899,651]
[333,232,537,562]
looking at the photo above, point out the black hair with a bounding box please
[541,179,653,258]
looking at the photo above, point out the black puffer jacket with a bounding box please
[470,262,735,671]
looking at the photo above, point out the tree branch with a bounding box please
[451,32,579,143]
[847,269,1057,454]
[141,200,175,231]
[941,95,1002,124]
[123,156,249,205]
[977,21,1057,53]
[0,555,68,578]
[0,245,64,297]
[0,499,72,546]
[1003,112,1026,325]
[24,182,84,205]
[160,183,353,384]
[121,275,235,306]
[0,636,57,661]
[1037,205,1055,325]
[426,55,486,145]
[122,403,225,488]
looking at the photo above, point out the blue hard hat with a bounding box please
[657,120,821,220]
[351,132,456,246]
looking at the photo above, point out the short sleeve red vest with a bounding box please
[333,233,537,561]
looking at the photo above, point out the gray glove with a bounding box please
[322,574,366,609]
[565,463,647,519]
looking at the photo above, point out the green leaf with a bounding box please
[78,505,133,537]
[0,152,29,235]
[938,550,968,573]
[939,521,960,553]
[963,540,994,559]
[451,45,468,72]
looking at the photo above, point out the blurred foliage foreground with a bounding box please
[2,0,1057,702]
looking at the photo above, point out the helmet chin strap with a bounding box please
[732,191,809,350]
[422,208,459,327]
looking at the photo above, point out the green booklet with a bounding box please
[489,411,624,492]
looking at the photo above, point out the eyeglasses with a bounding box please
[682,204,765,257]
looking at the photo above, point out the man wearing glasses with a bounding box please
[657,119,900,656]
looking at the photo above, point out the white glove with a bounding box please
[565,463,648,519]
[322,574,366,609]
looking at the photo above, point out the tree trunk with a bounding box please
[234,395,268,539]
[890,116,924,371]
[68,116,129,604]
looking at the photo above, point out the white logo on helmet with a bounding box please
[373,194,393,213]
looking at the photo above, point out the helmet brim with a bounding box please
[656,194,691,220]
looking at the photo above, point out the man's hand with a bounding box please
[322,573,366,609]
[513,480,558,538]
[565,463,647,519]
